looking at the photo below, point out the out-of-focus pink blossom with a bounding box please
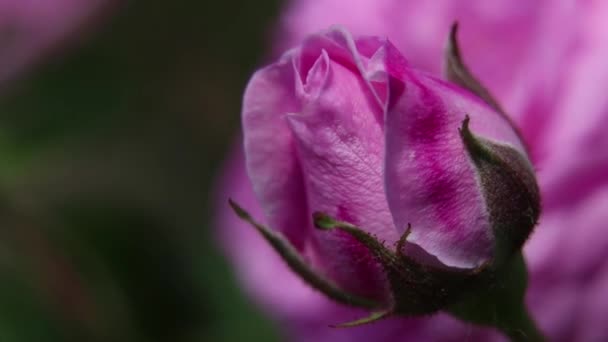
[218,1,608,341]
[0,0,115,86]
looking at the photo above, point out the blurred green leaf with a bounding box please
[0,0,284,341]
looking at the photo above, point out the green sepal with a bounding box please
[313,212,396,268]
[445,22,527,146]
[445,22,504,115]
[459,117,541,268]
[228,199,381,310]
[313,213,489,318]
[447,252,545,341]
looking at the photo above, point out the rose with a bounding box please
[227,22,542,338]
[219,1,608,341]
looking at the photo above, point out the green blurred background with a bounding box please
[0,1,283,341]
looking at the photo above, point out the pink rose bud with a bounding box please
[231,24,540,326]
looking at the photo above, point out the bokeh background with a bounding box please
[0,1,284,341]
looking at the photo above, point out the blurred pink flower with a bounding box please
[0,0,115,87]
[219,1,608,341]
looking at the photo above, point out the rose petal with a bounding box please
[242,52,310,249]
[384,56,526,268]
[284,29,395,299]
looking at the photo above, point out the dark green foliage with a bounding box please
[0,1,283,341]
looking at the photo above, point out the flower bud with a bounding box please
[232,24,540,325]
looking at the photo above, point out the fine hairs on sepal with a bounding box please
[459,116,540,268]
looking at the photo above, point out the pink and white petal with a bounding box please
[287,55,393,242]
[384,73,488,269]
[287,40,394,300]
[242,53,310,249]
[384,61,526,269]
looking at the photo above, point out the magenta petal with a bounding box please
[384,61,527,268]
[384,74,489,269]
[242,54,310,249]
